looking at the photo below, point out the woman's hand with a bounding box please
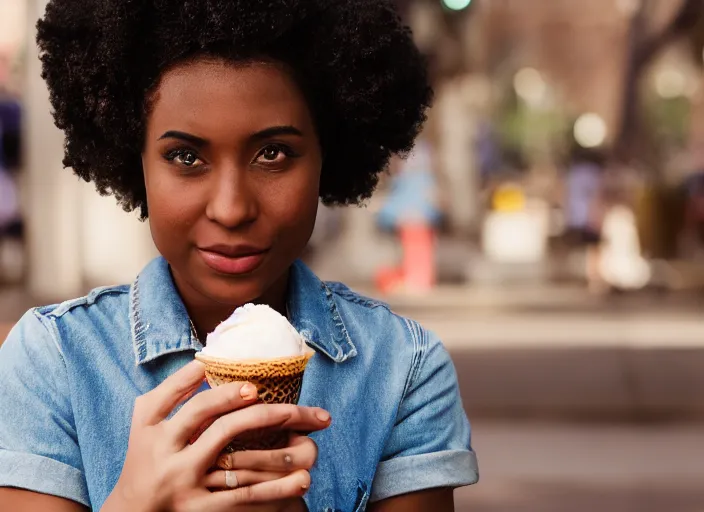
[102,361,330,512]
[206,433,318,487]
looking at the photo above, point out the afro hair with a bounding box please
[37,0,433,217]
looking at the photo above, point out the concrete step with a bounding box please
[410,310,704,420]
[451,345,704,421]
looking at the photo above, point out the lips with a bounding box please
[197,244,269,275]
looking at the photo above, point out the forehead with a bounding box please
[147,58,312,134]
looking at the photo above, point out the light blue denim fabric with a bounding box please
[0,257,478,511]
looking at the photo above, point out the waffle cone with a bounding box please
[194,351,313,452]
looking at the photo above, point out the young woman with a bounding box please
[0,1,479,511]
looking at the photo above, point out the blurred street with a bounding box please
[455,419,704,512]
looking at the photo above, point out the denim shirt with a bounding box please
[0,257,478,511]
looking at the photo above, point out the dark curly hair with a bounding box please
[36,0,432,218]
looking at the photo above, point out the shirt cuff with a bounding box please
[370,449,479,503]
[0,449,90,507]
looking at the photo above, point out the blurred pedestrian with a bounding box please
[0,142,18,232]
[597,171,651,291]
[0,53,22,171]
[375,139,442,294]
[563,147,606,292]
[0,52,24,284]
[0,120,23,285]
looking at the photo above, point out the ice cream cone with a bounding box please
[194,351,314,452]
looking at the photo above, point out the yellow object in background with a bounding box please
[492,184,526,212]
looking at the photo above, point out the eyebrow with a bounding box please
[250,125,304,140]
[158,131,208,147]
[157,125,303,145]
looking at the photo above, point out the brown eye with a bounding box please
[179,152,197,166]
[259,146,284,163]
[253,144,299,169]
[174,150,201,167]
[262,146,282,162]
[164,148,204,169]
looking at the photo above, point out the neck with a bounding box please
[171,268,289,342]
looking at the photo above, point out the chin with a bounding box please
[198,272,270,306]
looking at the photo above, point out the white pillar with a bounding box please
[80,189,157,287]
[24,0,84,300]
[24,0,157,300]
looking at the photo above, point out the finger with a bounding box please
[135,361,206,426]
[167,381,259,446]
[202,469,287,489]
[215,433,310,469]
[188,404,330,467]
[193,470,310,508]
[216,435,317,472]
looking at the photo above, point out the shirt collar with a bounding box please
[130,257,356,366]
[287,260,357,363]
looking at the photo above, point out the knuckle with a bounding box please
[224,383,244,405]
[257,404,276,426]
[235,483,256,503]
[276,404,296,425]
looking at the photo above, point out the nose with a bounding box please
[205,167,258,229]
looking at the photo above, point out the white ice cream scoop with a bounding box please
[200,303,306,360]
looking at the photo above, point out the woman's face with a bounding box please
[142,58,322,310]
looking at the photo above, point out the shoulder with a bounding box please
[21,285,131,354]
[35,284,130,320]
[326,280,407,328]
[1,285,132,379]
[325,280,441,361]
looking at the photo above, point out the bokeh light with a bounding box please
[442,0,472,11]
[573,113,607,148]
[513,67,547,107]
[655,69,686,98]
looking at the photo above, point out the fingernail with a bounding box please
[315,410,331,422]
[301,484,309,490]
[217,455,230,469]
[240,383,258,400]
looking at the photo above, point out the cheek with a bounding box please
[269,170,320,231]
[143,164,201,244]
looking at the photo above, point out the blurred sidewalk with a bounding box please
[360,284,704,421]
[3,283,704,420]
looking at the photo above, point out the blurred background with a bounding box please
[2,0,704,510]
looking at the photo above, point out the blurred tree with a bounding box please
[615,0,704,166]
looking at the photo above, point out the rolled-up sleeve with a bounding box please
[370,328,479,502]
[0,310,89,506]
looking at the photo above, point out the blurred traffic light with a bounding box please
[441,0,472,11]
